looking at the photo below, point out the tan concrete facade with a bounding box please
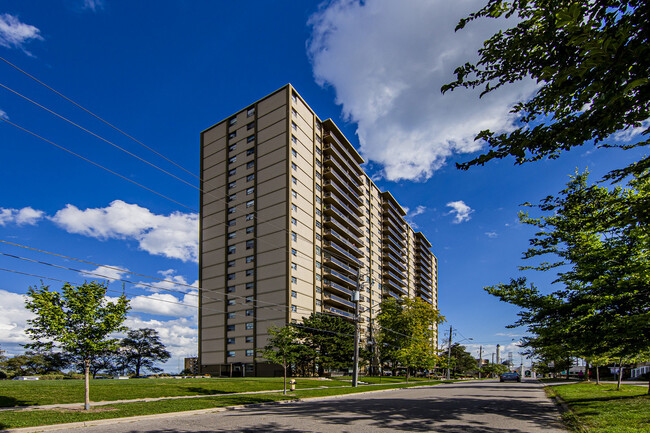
[199,85,438,376]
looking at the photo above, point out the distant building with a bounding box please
[184,357,198,375]
[199,85,439,376]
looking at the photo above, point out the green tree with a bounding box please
[486,171,650,390]
[377,298,444,380]
[448,343,479,377]
[482,362,509,378]
[24,282,130,409]
[297,313,355,376]
[119,328,171,377]
[442,0,649,180]
[259,326,305,394]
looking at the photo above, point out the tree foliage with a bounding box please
[486,171,650,388]
[296,313,355,375]
[260,325,305,394]
[24,282,129,408]
[377,298,444,378]
[443,0,650,180]
[120,328,171,377]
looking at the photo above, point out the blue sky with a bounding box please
[0,0,645,372]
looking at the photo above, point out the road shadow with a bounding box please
[0,395,30,408]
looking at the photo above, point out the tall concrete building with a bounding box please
[199,85,438,376]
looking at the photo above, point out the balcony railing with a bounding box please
[384,269,406,286]
[324,291,355,309]
[323,132,364,176]
[323,204,363,234]
[418,294,433,304]
[384,278,407,294]
[383,207,405,228]
[325,228,363,256]
[323,279,354,297]
[324,253,359,276]
[324,153,362,187]
[324,217,362,246]
[417,284,433,297]
[384,290,403,299]
[416,265,432,278]
[384,261,406,279]
[385,232,406,251]
[383,225,406,245]
[324,305,355,319]
[382,202,404,224]
[324,193,364,218]
[323,241,363,266]
[324,180,362,207]
[324,267,357,287]
[324,166,362,196]
[382,242,405,260]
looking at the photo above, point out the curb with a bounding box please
[0,383,445,433]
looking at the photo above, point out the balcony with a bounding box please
[323,241,363,266]
[324,253,359,276]
[323,279,354,297]
[323,204,363,234]
[384,290,403,299]
[384,269,406,287]
[382,242,404,260]
[324,305,355,320]
[324,179,362,208]
[324,217,362,246]
[323,153,363,188]
[324,291,355,309]
[325,228,363,256]
[323,266,357,288]
[324,165,362,195]
[384,232,406,251]
[416,244,433,260]
[417,285,433,298]
[416,265,432,279]
[416,256,432,271]
[384,261,406,280]
[323,132,364,176]
[382,202,404,224]
[383,278,407,295]
[418,294,433,304]
[383,225,406,246]
[324,192,364,218]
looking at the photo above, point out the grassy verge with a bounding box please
[0,379,448,429]
[0,377,351,407]
[547,382,650,433]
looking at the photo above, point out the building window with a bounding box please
[228,181,236,189]
[247,173,255,181]
[246,349,254,357]
[291,204,297,212]
[227,337,235,344]
[315,209,321,217]
[228,206,236,214]
[247,122,255,130]
[291,290,297,298]
[315,233,321,241]
[292,93,297,103]
[228,132,236,139]
[228,144,236,152]
[247,107,255,117]
[228,168,237,177]
[228,219,236,227]
[316,286,322,293]
[315,221,321,229]
[229,156,236,163]
[227,325,235,331]
[316,196,321,204]
[227,193,236,202]
[315,184,321,192]
[229,118,237,126]
[247,135,255,143]
[291,248,297,256]
[246,213,254,221]
[246,187,254,195]
[246,322,254,330]
[316,300,322,306]
[291,305,297,312]
[315,172,321,180]
[291,189,297,198]
[291,262,297,270]
[227,351,235,357]
[228,246,236,255]
[291,231,297,242]
[246,309,254,316]
[227,273,236,280]
[246,282,254,290]
[292,176,297,185]
[227,285,235,293]
[246,240,254,249]
[246,269,254,277]
[246,226,254,234]
[315,246,321,255]
[292,108,297,117]
[246,200,254,208]
[246,336,254,343]
[227,299,236,306]
[316,122,321,131]
[291,162,297,171]
[315,274,321,281]
[291,217,297,226]
[291,148,297,157]
[228,232,236,240]
[316,159,321,167]
[291,276,297,284]
[246,296,253,303]
[292,123,297,132]
[246,255,254,263]
[246,161,254,169]
[291,135,297,144]
[227,313,235,319]
[247,147,255,155]
[316,261,321,269]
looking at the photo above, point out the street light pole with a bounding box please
[446,325,452,380]
[352,288,360,387]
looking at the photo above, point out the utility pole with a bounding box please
[352,271,361,388]
[478,345,483,379]
[446,325,453,380]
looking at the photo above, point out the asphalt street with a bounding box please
[69,379,567,433]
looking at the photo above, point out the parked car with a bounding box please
[500,372,521,383]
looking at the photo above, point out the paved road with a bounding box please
[75,379,566,433]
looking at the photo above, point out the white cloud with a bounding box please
[307,0,538,181]
[410,206,426,217]
[405,205,427,228]
[0,109,8,120]
[0,14,43,53]
[81,0,105,12]
[129,291,197,318]
[612,119,650,142]
[485,231,497,238]
[51,200,199,262]
[0,290,33,347]
[0,207,44,226]
[136,269,198,293]
[80,265,130,282]
[446,200,473,224]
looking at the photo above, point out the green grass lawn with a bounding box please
[548,382,650,432]
[0,379,448,429]
[0,377,351,407]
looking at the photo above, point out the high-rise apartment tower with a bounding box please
[199,85,438,376]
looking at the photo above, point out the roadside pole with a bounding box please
[478,345,483,379]
[446,325,452,380]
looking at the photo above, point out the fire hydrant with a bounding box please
[289,379,296,392]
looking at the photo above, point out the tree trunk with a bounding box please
[596,363,600,385]
[84,358,91,410]
[584,360,590,382]
[406,367,410,383]
[566,358,570,380]
[283,362,287,395]
[617,358,623,391]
